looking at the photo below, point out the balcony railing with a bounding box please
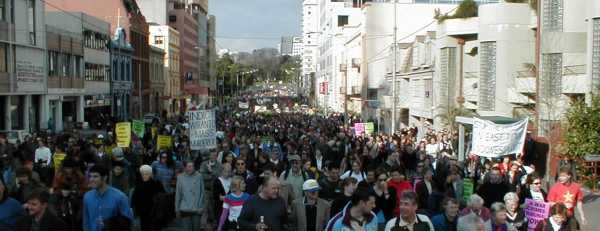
[563,65,586,76]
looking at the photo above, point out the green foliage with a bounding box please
[504,0,527,3]
[435,0,478,23]
[564,97,600,158]
[435,105,478,134]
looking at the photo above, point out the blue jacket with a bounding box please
[325,203,378,231]
[0,197,25,230]
[83,186,133,231]
[431,213,457,231]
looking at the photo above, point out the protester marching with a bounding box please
[0,94,591,231]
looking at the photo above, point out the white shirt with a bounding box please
[384,214,435,231]
[425,143,439,157]
[549,217,561,231]
[340,170,366,183]
[34,146,52,165]
[530,190,545,201]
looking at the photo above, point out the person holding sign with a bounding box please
[534,203,577,231]
[547,167,586,226]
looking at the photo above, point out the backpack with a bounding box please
[391,215,431,231]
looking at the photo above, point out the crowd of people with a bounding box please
[0,99,589,231]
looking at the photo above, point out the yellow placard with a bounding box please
[116,122,131,148]
[157,135,172,151]
[53,152,66,171]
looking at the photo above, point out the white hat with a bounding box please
[302,179,320,192]
[97,134,104,139]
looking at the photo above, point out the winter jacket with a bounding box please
[175,171,205,213]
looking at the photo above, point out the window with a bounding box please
[0,43,6,73]
[155,36,164,45]
[27,0,35,45]
[112,59,118,81]
[479,41,497,111]
[75,56,82,78]
[543,0,563,32]
[337,15,348,27]
[0,0,5,21]
[593,18,600,93]
[10,96,23,130]
[541,53,562,99]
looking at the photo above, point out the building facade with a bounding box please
[170,8,201,109]
[149,45,166,114]
[302,0,320,102]
[109,28,133,121]
[149,25,181,116]
[0,0,47,133]
[45,13,86,132]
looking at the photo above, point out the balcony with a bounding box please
[562,65,587,94]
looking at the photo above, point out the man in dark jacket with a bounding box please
[477,167,510,208]
[16,188,67,231]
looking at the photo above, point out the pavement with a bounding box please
[580,188,600,231]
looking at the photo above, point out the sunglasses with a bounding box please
[532,182,541,185]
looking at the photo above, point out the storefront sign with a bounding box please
[16,48,45,92]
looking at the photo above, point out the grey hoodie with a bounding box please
[175,171,205,213]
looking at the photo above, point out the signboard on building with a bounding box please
[188,109,216,150]
[15,48,45,92]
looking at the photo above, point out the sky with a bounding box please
[209,0,302,52]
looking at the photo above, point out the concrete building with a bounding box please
[302,0,320,101]
[0,0,47,133]
[170,8,201,110]
[149,45,165,115]
[292,37,304,57]
[44,13,86,132]
[109,28,134,121]
[45,0,151,119]
[315,0,363,113]
[149,25,181,116]
[280,36,294,56]
[208,15,218,105]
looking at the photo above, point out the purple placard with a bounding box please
[524,198,550,231]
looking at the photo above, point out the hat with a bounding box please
[302,179,320,192]
[288,154,301,162]
[97,134,104,139]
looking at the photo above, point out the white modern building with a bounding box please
[302,0,320,101]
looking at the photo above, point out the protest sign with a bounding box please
[132,120,145,138]
[462,178,474,202]
[471,118,528,158]
[354,123,365,136]
[239,101,249,109]
[365,122,375,134]
[115,122,131,148]
[53,152,66,171]
[524,199,550,231]
[157,135,172,151]
[187,109,216,150]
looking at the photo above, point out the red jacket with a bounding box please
[387,180,413,215]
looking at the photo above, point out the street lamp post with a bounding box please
[391,0,398,134]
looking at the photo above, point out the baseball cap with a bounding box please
[302,179,320,192]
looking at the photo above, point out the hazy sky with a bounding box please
[209,0,302,52]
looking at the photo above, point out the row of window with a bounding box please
[0,43,6,73]
[112,58,132,82]
[48,51,83,78]
[85,63,109,81]
[84,30,110,50]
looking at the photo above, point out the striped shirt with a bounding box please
[223,192,251,222]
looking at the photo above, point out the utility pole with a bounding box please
[391,0,398,134]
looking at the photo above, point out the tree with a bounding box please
[435,105,478,135]
[435,0,478,22]
[564,97,600,158]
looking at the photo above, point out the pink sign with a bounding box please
[354,123,365,136]
[524,199,550,231]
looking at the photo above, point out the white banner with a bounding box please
[471,118,528,158]
[239,102,249,109]
[187,109,217,150]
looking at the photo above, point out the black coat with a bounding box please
[16,210,67,231]
[131,179,165,217]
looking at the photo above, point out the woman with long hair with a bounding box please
[217,176,250,231]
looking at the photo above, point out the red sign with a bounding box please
[319,82,329,95]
